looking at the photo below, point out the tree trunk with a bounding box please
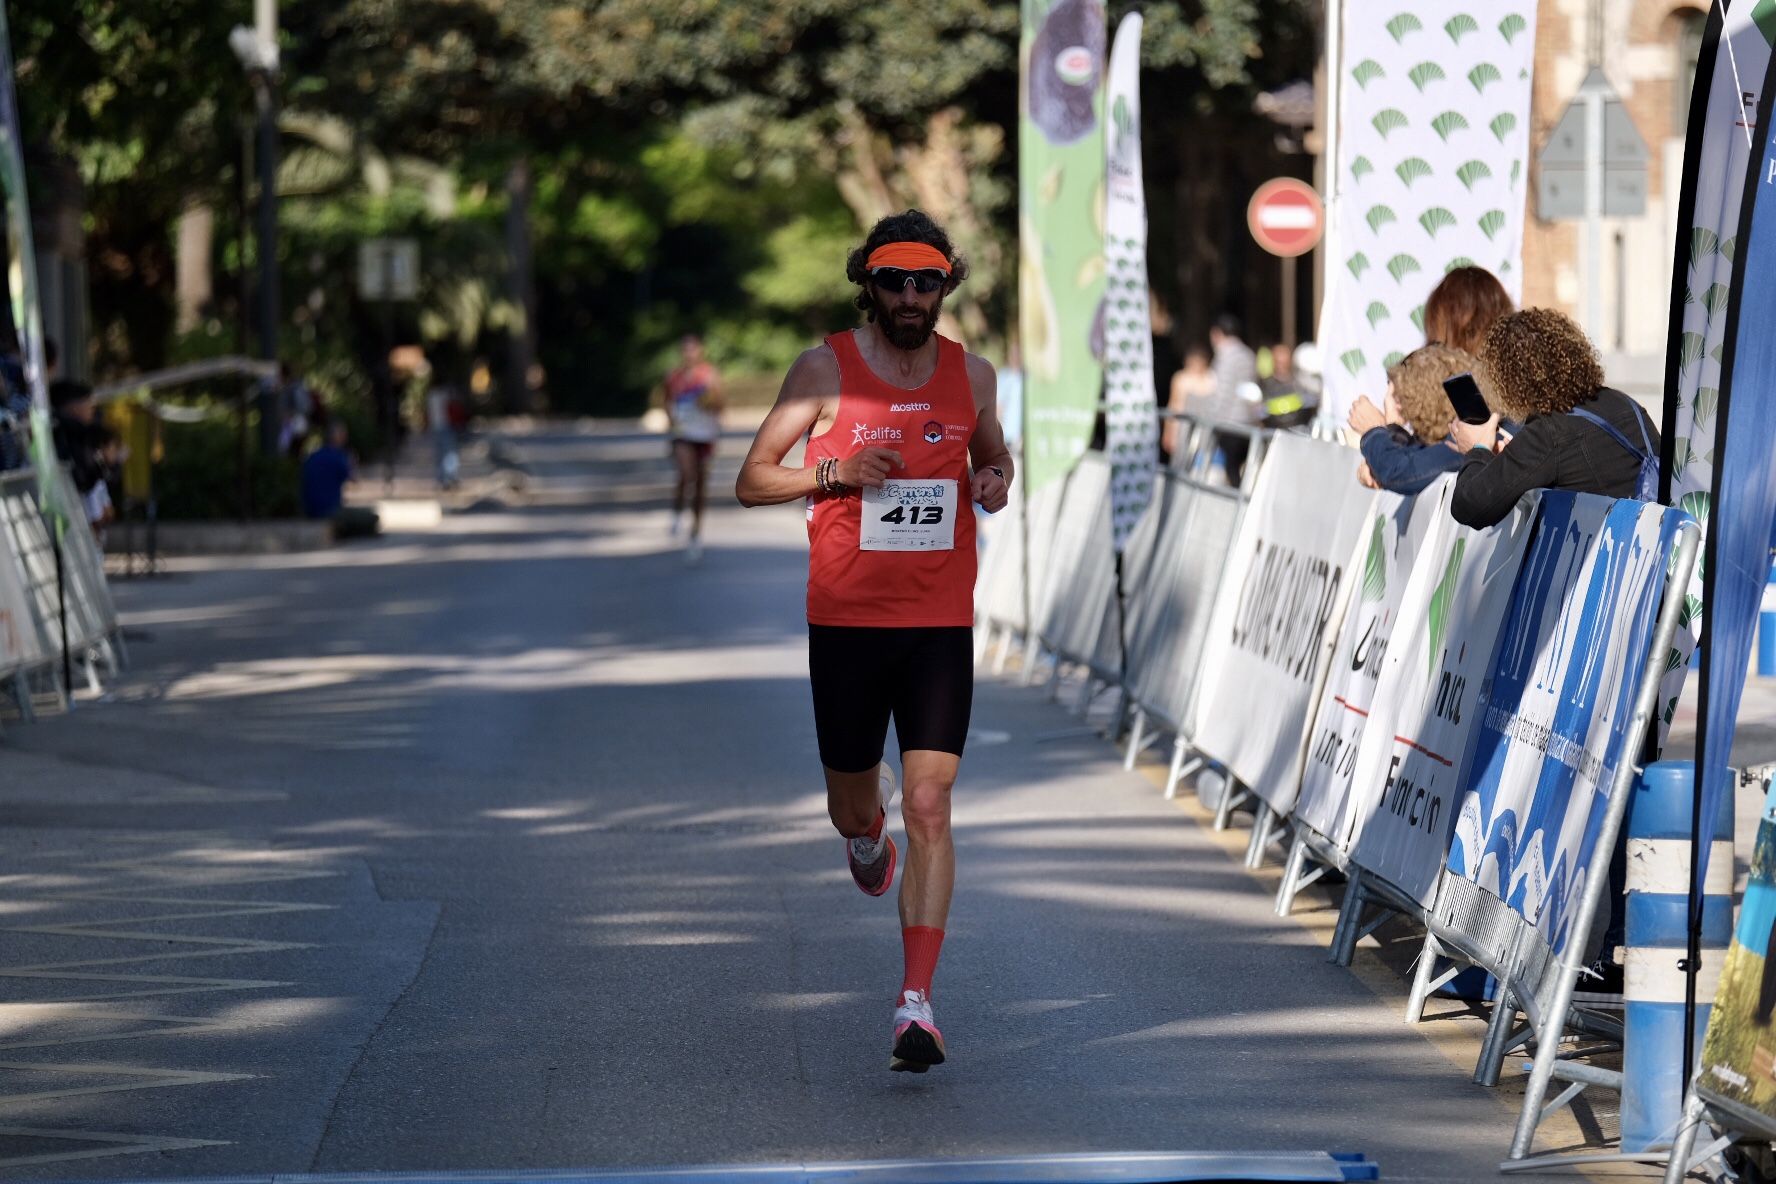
[504,155,538,413]
[175,200,215,336]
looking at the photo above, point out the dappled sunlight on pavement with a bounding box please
[0,424,1617,1181]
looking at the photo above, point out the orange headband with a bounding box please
[866,242,951,274]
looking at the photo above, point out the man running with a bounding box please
[737,210,1012,1073]
[663,335,724,562]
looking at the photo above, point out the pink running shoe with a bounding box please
[846,762,898,897]
[890,989,946,1072]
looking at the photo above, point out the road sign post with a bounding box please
[1248,178,1325,350]
[1536,67,1649,346]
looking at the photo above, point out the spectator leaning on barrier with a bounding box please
[1423,266,1514,356]
[1450,308,1661,529]
[50,379,105,494]
[1347,344,1477,495]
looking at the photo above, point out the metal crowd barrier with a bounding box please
[1120,419,1268,801]
[1034,452,1115,690]
[0,465,126,720]
[986,428,1707,1163]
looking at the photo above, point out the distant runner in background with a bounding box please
[663,335,724,563]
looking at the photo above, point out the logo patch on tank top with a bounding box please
[922,420,944,444]
[851,423,904,446]
[890,402,931,413]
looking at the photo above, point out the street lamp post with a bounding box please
[230,2,279,456]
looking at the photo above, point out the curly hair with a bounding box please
[1423,267,1514,355]
[844,209,969,320]
[1476,308,1605,421]
[1388,344,1477,441]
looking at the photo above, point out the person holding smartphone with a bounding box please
[1449,308,1659,529]
[1346,344,1477,494]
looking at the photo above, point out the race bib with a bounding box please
[860,479,958,552]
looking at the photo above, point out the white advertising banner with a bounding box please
[1293,480,1450,846]
[1102,12,1157,553]
[1318,3,1537,423]
[1343,492,1536,907]
[1447,494,1686,954]
[1190,434,1376,813]
[0,531,39,672]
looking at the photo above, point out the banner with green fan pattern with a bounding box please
[1318,4,1537,423]
[1654,0,1774,748]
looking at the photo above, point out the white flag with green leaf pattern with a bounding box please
[1319,6,1537,424]
[1102,12,1156,552]
[1655,0,1775,743]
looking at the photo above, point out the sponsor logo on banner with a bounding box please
[1294,487,1444,848]
[851,423,904,446]
[1343,486,1534,906]
[1228,544,1346,683]
[1019,0,1106,493]
[1447,494,1684,954]
[1190,434,1377,814]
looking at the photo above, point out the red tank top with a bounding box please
[804,330,979,627]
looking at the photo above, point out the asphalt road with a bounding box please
[0,425,1641,1182]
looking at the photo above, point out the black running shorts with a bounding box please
[808,625,974,773]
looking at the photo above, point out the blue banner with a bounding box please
[1449,494,1685,955]
[1693,51,1776,897]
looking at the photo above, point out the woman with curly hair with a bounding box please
[1450,308,1659,528]
[1347,344,1477,494]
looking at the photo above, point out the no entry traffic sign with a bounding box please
[1248,178,1324,258]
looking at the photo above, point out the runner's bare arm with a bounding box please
[736,348,835,507]
[965,353,1012,513]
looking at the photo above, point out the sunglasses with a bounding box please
[871,267,948,294]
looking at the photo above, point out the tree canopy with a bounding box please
[15,0,1321,412]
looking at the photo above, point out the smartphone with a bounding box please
[1443,372,1492,426]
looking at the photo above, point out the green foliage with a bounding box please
[153,416,301,521]
[19,0,1321,414]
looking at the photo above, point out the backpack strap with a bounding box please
[1567,405,1651,461]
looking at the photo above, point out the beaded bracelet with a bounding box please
[816,456,848,496]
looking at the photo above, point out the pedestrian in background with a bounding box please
[1205,314,1260,486]
[1258,342,1316,430]
[1162,344,1214,461]
[426,373,461,491]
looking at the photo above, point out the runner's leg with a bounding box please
[671,440,694,518]
[810,625,894,841]
[887,627,970,1065]
[891,626,972,933]
[896,749,958,930]
[690,444,711,541]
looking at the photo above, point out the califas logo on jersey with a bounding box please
[852,422,905,446]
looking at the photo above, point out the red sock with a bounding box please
[900,926,945,1003]
[865,809,884,842]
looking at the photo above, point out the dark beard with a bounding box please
[872,291,942,351]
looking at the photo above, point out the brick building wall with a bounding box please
[1520,0,1707,383]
